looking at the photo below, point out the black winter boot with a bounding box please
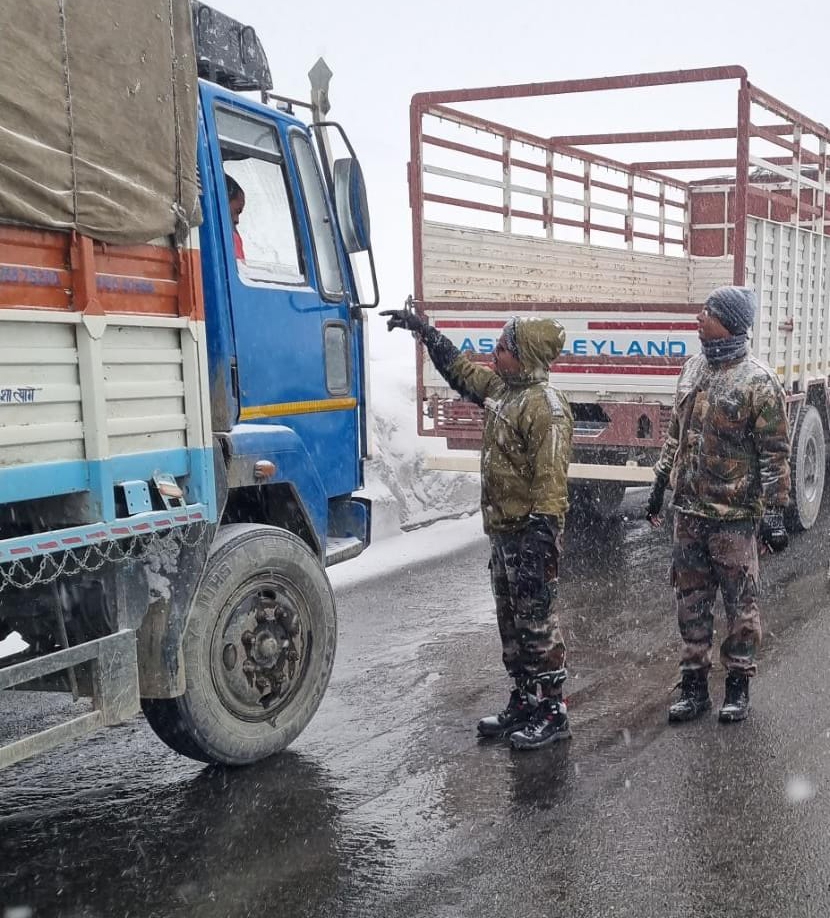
[719,672,750,723]
[668,669,712,722]
[477,687,532,737]
[509,698,571,750]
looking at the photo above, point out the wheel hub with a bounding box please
[212,584,309,722]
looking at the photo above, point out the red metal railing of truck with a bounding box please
[409,66,830,448]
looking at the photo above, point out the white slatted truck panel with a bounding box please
[0,315,84,465]
[423,223,692,303]
[102,323,188,455]
[420,222,732,407]
[745,217,830,391]
[0,308,210,485]
[690,256,734,303]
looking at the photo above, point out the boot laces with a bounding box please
[673,672,707,701]
[524,699,559,735]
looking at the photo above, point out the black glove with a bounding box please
[379,308,427,336]
[646,474,668,521]
[760,508,788,553]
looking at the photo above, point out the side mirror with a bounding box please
[333,158,371,254]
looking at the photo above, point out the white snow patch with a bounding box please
[0,631,28,660]
[365,351,479,537]
[785,775,816,803]
[142,537,182,602]
[328,512,485,591]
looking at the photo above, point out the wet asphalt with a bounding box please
[2,490,830,918]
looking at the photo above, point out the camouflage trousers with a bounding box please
[672,512,761,676]
[489,529,566,693]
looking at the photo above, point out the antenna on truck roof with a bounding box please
[261,58,334,120]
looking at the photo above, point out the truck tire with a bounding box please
[142,524,336,765]
[786,404,826,532]
[568,481,627,521]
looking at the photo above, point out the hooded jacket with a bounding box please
[422,317,573,533]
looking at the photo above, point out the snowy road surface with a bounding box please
[2,491,830,918]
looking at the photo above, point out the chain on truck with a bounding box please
[0,1,379,768]
[409,67,829,528]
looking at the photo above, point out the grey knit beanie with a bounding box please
[705,286,757,336]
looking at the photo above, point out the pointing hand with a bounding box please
[379,308,427,334]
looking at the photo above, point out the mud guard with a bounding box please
[136,445,227,698]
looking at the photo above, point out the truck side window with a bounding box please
[215,106,304,286]
[323,322,351,395]
[291,133,344,299]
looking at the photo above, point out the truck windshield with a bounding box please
[215,105,305,287]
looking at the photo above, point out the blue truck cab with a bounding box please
[198,76,372,563]
[0,2,375,768]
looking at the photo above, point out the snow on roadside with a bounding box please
[328,511,485,591]
[363,349,479,539]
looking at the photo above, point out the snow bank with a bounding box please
[328,512,484,591]
[363,339,480,539]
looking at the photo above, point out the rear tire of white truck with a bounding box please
[786,405,826,532]
[142,524,336,766]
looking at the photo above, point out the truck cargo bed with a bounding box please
[409,67,830,480]
[0,227,215,563]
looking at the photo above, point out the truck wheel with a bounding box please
[142,524,336,765]
[786,405,826,531]
[568,481,627,521]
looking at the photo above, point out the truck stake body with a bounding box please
[409,66,829,526]
[0,0,377,768]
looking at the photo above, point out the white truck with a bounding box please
[408,66,829,528]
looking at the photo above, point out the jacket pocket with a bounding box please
[701,455,747,482]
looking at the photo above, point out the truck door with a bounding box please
[202,86,360,499]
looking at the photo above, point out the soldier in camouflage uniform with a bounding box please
[647,286,791,723]
[381,305,574,750]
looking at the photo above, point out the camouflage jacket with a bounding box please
[424,319,573,534]
[654,352,790,520]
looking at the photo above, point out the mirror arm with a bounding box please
[311,120,358,197]
[311,121,378,309]
[361,245,380,309]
